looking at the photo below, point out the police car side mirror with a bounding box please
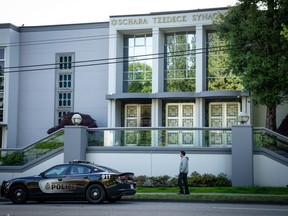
[39,172,46,178]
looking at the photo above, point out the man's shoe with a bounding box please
[185,192,190,195]
[177,192,184,195]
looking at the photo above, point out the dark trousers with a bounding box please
[178,173,189,194]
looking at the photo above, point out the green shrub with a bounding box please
[0,151,25,166]
[34,141,63,150]
[190,171,202,187]
[135,175,149,186]
[149,175,170,187]
[215,173,232,186]
[136,171,231,187]
[201,173,217,187]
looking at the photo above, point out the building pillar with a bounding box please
[64,126,88,163]
[232,125,254,186]
[195,25,205,92]
[152,27,164,93]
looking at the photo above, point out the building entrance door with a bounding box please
[124,104,151,146]
[166,103,195,146]
[209,102,240,146]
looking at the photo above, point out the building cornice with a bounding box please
[106,91,250,100]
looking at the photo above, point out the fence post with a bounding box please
[64,126,88,163]
[232,125,254,186]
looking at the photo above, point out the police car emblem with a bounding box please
[45,183,51,190]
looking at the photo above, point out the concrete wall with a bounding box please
[86,151,232,177]
[17,23,109,147]
[254,155,288,187]
[1,151,288,187]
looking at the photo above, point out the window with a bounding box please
[69,165,91,175]
[123,34,152,93]
[0,48,4,122]
[164,32,196,92]
[56,53,74,124]
[44,165,69,177]
[206,32,242,91]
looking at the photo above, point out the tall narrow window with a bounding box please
[56,53,74,124]
[124,104,151,146]
[123,34,152,93]
[0,48,5,122]
[206,32,242,91]
[164,32,196,92]
[166,103,195,146]
[209,102,240,146]
[0,48,4,148]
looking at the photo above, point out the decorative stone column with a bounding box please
[64,126,88,163]
[232,125,254,186]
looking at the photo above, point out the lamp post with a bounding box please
[237,112,249,124]
[71,113,82,125]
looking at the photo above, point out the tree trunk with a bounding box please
[266,104,277,131]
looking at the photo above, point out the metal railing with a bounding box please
[254,127,288,159]
[3,126,288,167]
[87,127,232,147]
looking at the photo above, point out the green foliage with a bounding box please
[281,24,288,40]
[149,175,171,187]
[0,131,64,166]
[207,32,242,91]
[215,0,288,130]
[135,175,149,186]
[0,151,25,166]
[189,171,203,186]
[136,171,231,187]
[34,142,63,150]
[136,185,288,195]
[215,173,233,186]
[165,32,196,92]
[128,61,152,93]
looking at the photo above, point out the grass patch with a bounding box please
[136,186,288,195]
[126,186,288,203]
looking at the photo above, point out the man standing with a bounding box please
[178,151,190,194]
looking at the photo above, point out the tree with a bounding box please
[215,0,288,131]
[281,24,288,39]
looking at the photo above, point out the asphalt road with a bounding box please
[0,201,288,216]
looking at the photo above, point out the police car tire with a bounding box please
[86,184,106,204]
[10,185,28,204]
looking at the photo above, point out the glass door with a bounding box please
[209,102,240,146]
[166,103,195,146]
[124,104,151,146]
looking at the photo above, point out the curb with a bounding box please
[122,193,288,205]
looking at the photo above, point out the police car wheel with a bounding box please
[86,184,106,204]
[10,185,28,204]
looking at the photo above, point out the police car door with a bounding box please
[39,164,74,198]
[64,164,91,196]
